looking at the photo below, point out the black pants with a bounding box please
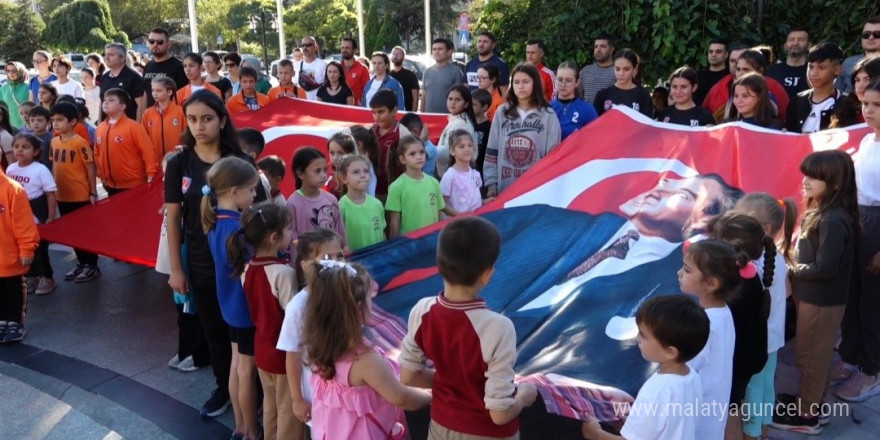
[176,302,211,366]
[104,186,126,196]
[57,201,99,266]
[27,194,53,278]
[189,267,231,394]
[839,205,880,375]
[0,275,26,323]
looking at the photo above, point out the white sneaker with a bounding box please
[167,354,181,368]
[177,355,200,372]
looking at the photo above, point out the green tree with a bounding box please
[376,0,462,51]
[363,0,382,53]
[106,0,186,40]
[0,8,45,63]
[285,0,357,54]
[375,14,400,53]
[43,0,129,52]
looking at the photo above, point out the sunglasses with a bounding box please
[5,69,16,74]
[225,63,237,68]
[148,39,166,45]
[862,31,880,39]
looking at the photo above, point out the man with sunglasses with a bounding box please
[298,36,326,101]
[142,27,188,118]
[836,16,880,93]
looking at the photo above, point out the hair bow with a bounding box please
[318,258,357,277]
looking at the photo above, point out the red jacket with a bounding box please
[702,74,790,122]
[537,62,556,102]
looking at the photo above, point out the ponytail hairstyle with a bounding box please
[12,133,43,159]
[200,156,260,233]
[478,63,501,92]
[153,76,177,95]
[348,125,381,173]
[799,150,860,237]
[734,193,798,264]
[685,239,748,302]
[294,228,343,288]
[302,260,374,380]
[388,135,423,183]
[291,146,326,189]
[181,90,244,157]
[227,202,292,278]
[707,212,776,290]
[335,154,372,194]
[668,65,699,87]
[613,48,644,86]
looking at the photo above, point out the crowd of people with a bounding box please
[1,13,880,440]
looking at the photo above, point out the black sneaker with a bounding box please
[64,263,85,281]
[772,412,822,435]
[776,393,829,425]
[0,321,7,343]
[74,265,101,283]
[200,388,230,418]
[5,322,26,343]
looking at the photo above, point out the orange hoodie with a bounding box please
[176,82,222,104]
[0,168,39,277]
[227,92,271,113]
[142,101,186,159]
[95,115,159,189]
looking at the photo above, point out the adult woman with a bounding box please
[831,56,880,127]
[86,53,107,85]
[29,51,57,103]
[316,61,354,105]
[0,62,31,128]
[0,106,14,164]
[476,63,505,121]
[164,90,267,418]
[361,52,405,110]
[51,56,84,99]
[204,51,233,101]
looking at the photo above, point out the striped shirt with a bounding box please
[578,63,616,104]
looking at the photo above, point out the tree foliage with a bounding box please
[0,7,45,63]
[375,0,462,51]
[285,0,357,54]
[474,0,880,84]
[109,0,187,40]
[43,0,129,52]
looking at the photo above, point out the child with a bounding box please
[706,212,774,439]
[37,83,58,109]
[678,239,738,440]
[49,102,100,283]
[369,89,412,197]
[286,147,346,263]
[399,217,538,437]
[349,125,382,196]
[484,63,562,197]
[734,193,797,440]
[400,113,437,178]
[50,57,84,99]
[440,129,483,214]
[724,73,780,129]
[338,155,386,251]
[594,49,654,118]
[386,136,454,237]
[227,67,271,113]
[269,60,306,100]
[276,229,346,440]
[27,106,54,169]
[835,81,880,403]
[582,295,709,440]
[95,88,159,195]
[326,131,357,199]
[17,102,36,134]
[0,166,39,343]
[772,150,859,434]
[81,68,101,125]
[658,66,716,127]
[436,85,476,178]
[470,89,492,177]
[257,155,287,207]
[238,128,272,199]
[6,134,57,295]
[177,53,223,103]
[202,156,261,440]
[142,77,186,159]
[785,43,845,133]
[550,61,598,139]
[230,203,298,440]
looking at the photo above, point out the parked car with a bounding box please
[65,53,86,69]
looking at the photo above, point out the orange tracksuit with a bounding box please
[226,92,272,113]
[0,168,39,277]
[95,115,159,189]
[142,102,186,159]
[268,84,306,100]
[176,82,222,104]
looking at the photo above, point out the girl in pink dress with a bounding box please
[302,260,431,439]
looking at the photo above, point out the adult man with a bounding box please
[99,43,144,120]
[767,28,811,99]
[298,36,326,101]
[389,46,420,111]
[420,38,465,113]
[525,38,555,101]
[836,16,880,92]
[141,27,188,116]
[695,38,729,105]
[465,31,509,96]
[579,34,616,103]
[341,37,369,105]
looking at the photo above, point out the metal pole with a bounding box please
[424,0,430,55]
[357,0,365,58]
[187,0,199,52]
[261,9,270,74]
[276,0,286,58]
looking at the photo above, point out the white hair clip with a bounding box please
[318,258,357,277]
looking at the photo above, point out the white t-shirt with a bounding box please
[5,161,57,200]
[84,87,101,125]
[0,130,13,155]
[299,58,327,101]
[51,79,85,99]
[276,287,314,402]
[687,305,735,440]
[757,253,787,353]
[855,134,880,206]
[620,368,702,440]
[363,79,383,109]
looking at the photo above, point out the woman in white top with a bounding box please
[50,56,84,99]
[80,68,102,125]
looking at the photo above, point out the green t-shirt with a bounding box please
[385,173,446,234]
[339,194,386,251]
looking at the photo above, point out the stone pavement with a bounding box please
[0,247,877,439]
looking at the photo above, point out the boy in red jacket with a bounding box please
[0,167,40,343]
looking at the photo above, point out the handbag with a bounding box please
[298,61,322,91]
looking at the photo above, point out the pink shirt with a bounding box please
[285,189,346,263]
[440,167,482,214]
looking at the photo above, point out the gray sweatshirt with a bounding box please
[482,104,562,193]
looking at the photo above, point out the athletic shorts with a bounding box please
[229,325,256,356]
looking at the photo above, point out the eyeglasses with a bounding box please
[32,59,46,64]
[4,69,16,74]
[225,63,237,68]
[148,39,166,45]
[862,31,880,39]
[302,43,315,47]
